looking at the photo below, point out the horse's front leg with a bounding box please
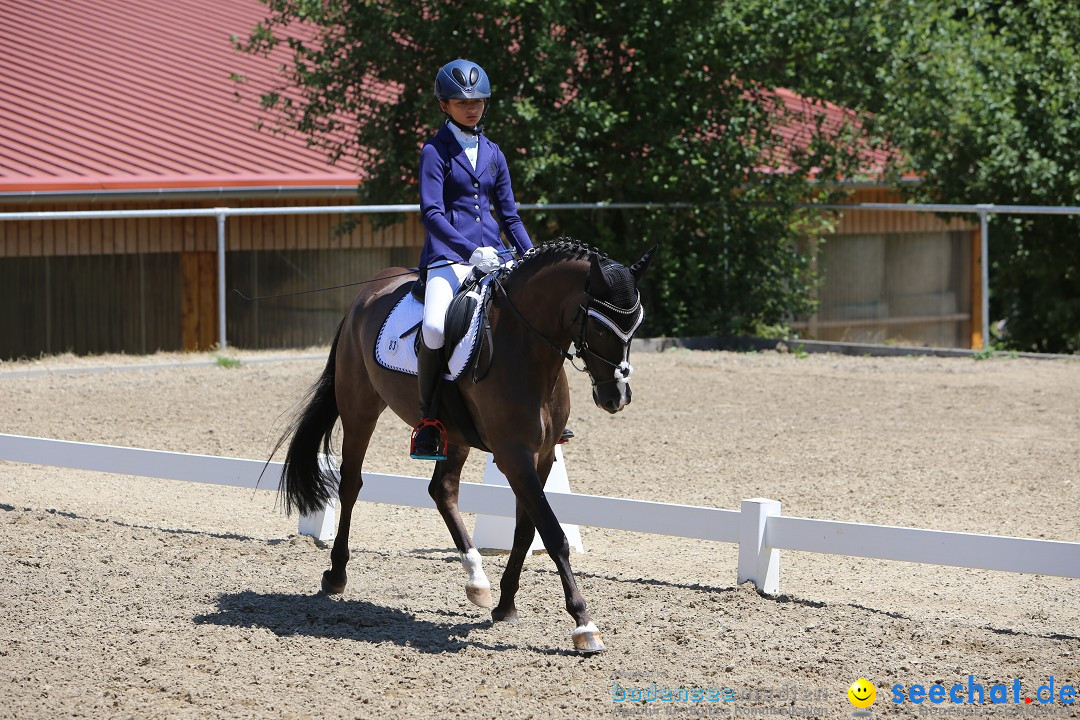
[494,447,605,653]
[492,447,554,622]
[491,500,535,623]
[427,444,492,609]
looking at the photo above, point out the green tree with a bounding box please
[898,1,1080,354]
[236,0,863,336]
[801,1,1080,353]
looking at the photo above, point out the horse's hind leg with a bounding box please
[322,403,384,595]
[427,444,493,609]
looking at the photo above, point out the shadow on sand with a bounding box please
[193,590,574,655]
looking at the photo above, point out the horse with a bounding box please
[275,239,656,653]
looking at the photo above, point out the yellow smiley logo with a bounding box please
[848,678,877,709]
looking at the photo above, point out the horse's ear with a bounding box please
[630,244,658,283]
[589,253,611,294]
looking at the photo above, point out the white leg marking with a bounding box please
[461,548,492,609]
[460,548,491,589]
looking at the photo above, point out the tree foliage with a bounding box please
[782,0,1080,353]
[239,0,1080,350]
[235,0,861,336]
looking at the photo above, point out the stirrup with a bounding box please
[410,418,448,461]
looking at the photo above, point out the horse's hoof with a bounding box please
[572,622,606,654]
[321,569,346,595]
[491,606,518,624]
[466,583,492,609]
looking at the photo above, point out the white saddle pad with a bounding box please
[374,275,493,380]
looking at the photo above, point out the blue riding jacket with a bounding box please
[417,124,533,270]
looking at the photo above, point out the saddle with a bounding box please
[376,267,504,452]
[409,268,491,367]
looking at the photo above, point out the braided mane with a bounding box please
[502,238,639,312]
[503,238,605,285]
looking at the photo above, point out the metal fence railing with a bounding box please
[0,202,662,354]
[2,201,1077,355]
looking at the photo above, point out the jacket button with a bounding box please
[473,182,479,188]
[475,217,481,222]
[474,204,479,210]
[473,194,478,199]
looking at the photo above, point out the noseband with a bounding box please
[572,293,643,388]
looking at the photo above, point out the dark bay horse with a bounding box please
[276,240,655,653]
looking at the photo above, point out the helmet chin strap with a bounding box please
[446,116,484,136]
[443,101,488,136]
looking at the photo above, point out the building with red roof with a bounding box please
[0,0,979,357]
[0,0,426,356]
[0,0,360,194]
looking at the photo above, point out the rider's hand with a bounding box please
[469,246,502,273]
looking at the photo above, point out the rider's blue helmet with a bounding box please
[434,59,491,101]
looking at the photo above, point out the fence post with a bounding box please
[216,210,227,350]
[976,207,991,350]
[738,498,781,595]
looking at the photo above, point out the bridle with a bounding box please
[571,292,643,389]
[491,273,643,390]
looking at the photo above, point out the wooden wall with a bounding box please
[0,198,425,358]
[832,188,976,235]
[0,253,182,358]
[227,246,417,349]
[796,189,982,349]
[0,199,425,257]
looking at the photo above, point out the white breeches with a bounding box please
[422,262,473,349]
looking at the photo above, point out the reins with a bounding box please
[231,260,465,302]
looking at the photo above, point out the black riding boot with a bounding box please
[410,339,447,460]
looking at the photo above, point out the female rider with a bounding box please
[410,59,533,460]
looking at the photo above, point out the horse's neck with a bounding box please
[505,260,588,345]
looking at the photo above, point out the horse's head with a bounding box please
[577,246,657,413]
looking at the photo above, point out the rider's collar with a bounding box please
[446,117,484,139]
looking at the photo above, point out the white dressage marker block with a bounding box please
[473,445,584,554]
[297,454,339,543]
[299,498,337,542]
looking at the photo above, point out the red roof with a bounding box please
[0,0,360,193]
[764,88,892,179]
[0,2,892,195]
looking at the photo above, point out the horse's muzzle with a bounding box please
[593,384,631,414]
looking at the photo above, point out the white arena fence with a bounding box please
[3,433,1078,593]
[5,200,1080,351]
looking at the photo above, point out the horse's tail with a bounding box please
[275,317,345,517]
